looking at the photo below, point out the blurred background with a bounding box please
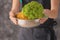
[0,0,60,40]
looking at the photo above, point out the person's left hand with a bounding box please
[43,9,52,18]
[39,9,51,24]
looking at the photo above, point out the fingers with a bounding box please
[43,9,51,18]
[9,16,18,25]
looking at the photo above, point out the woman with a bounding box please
[9,0,59,40]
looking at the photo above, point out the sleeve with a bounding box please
[20,0,22,3]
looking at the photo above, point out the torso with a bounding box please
[20,0,51,9]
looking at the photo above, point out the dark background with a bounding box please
[0,0,60,40]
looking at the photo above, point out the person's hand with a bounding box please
[39,9,50,24]
[9,11,18,25]
[43,9,53,18]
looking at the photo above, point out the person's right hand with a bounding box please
[9,11,18,25]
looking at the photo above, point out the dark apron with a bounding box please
[18,0,57,40]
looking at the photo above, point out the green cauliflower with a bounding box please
[22,1,45,20]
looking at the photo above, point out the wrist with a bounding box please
[10,10,15,13]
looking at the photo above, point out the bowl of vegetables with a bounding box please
[16,12,40,28]
[16,1,46,28]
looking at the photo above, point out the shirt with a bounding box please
[20,0,51,9]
